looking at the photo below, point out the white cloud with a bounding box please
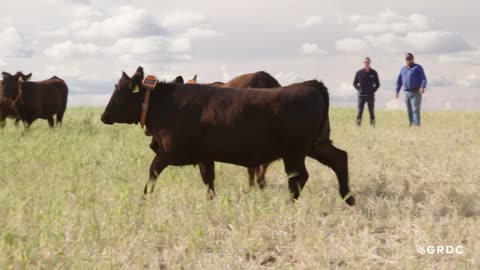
[0,27,31,57]
[457,74,480,87]
[44,41,100,59]
[332,82,356,97]
[337,10,470,54]
[429,76,453,87]
[349,9,432,34]
[300,42,328,55]
[274,72,305,86]
[336,38,368,53]
[338,30,469,54]
[105,36,191,61]
[182,28,218,39]
[161,11,206,28]
[404,30,470,53]
[71,6,165,39]
[298,15,323,28]
[439,50,480,65]
[220,66,233,82]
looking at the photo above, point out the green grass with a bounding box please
[0,107,479,269]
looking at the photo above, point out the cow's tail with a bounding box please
[57,81,68,124]
[308,80,331,144]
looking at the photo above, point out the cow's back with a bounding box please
[21,79,68,119]
[222,71,281,89]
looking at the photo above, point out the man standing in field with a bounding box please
[353,57,380,126]
[396,53,428,127]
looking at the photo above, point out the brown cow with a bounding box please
[203,71,282,189]
[101,67,355,205]
[1,72,68,127]
[0,77,26,128]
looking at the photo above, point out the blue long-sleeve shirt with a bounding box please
[396,64,427,93]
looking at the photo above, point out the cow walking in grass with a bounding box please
[201,71,281,189]
[101,67,355,205]
[1,72,68,128]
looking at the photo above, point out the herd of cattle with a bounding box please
[1,68,354,205]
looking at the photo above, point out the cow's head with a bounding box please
[1,71,32,99]
[101,66,145,125]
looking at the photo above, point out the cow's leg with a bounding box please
[247,167,255,188]
[283,156,309,200]
[144,154,170,195]
[56,111,65,126]
[14,118,21,126]
[199,161,216,199]
[47,116,55,128]
[256,163,269,189]
[149,139,159,154]
[308,142,355,206]
[0,116,5,128]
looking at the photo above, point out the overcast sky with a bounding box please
[1,0,479,110]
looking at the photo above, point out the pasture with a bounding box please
[0,107,479,269]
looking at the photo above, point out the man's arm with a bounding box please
[353,71,361,91]
[374,70,380,92]
[419,66,427,93]
[396,70,403,93]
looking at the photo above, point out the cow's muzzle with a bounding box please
[101,113,114,125]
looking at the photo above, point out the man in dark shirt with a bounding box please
[353,57,380,126]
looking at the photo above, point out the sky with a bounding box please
[1,0,479,110]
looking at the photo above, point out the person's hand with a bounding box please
[420,88,425,94]
[395,93,399,99]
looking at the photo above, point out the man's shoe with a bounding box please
[370,119,375,127]
[356,118,361,126]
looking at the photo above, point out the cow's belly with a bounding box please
[197,127,281,167]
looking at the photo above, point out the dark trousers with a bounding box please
[357,96,375,120]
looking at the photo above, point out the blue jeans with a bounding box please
[357,96,375,120]
[404,90,422,126]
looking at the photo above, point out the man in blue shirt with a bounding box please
[396,53,427,127]
[353,57,380,126]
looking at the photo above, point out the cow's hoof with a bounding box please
[345,196,356,206]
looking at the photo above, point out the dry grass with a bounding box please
[0,108,479,269]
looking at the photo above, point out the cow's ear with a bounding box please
[135,66,144,80]
[24,73,32,81]
[2,72,9,78]
[121,71,130,80]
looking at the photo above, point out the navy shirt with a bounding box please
[353,68,380,97]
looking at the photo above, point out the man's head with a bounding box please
[363,57,371,69]
[405,53,415,66]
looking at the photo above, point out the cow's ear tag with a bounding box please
[18,77,24,82]
[143,75,158,90]
[133,85,140,93]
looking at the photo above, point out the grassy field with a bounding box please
[0,107,479,269]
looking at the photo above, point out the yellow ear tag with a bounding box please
[133,85,139,93]
[19,77,24,82]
